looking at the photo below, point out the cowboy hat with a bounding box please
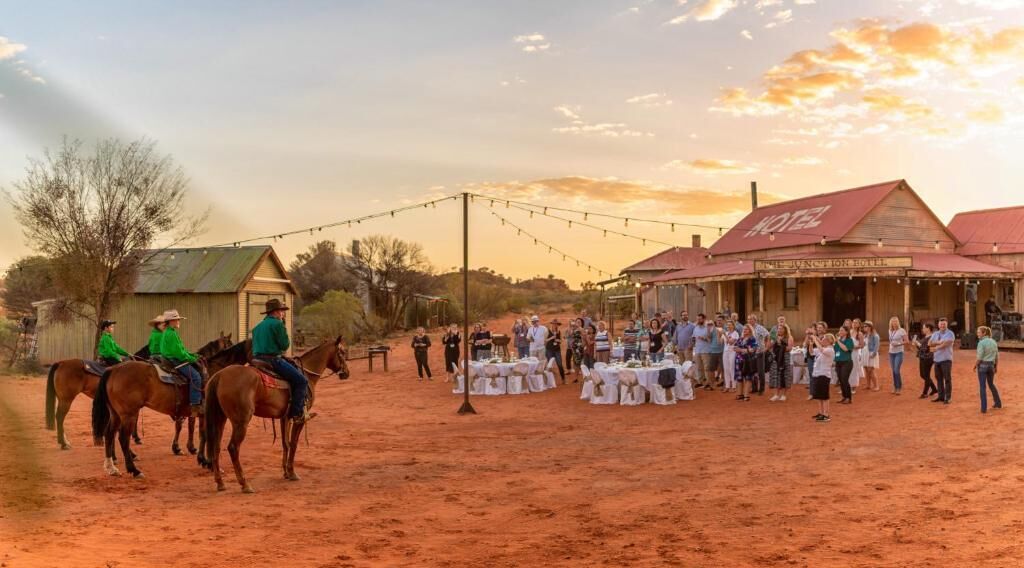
[99,320,117,329]
[261,298,291,314]
[530,315,540,322]
[548,318,562,325]
[148,314,165,325]
[162,309,186,321]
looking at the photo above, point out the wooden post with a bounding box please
[683,284,689,313]
[903,278,911,329]
[458,193,476,415]
[758,278,765,319]
[716,283,723,315]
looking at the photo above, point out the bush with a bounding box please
[11,356,46,376]
[298,290,364,343]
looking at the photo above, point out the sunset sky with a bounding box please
[2,0,1024,286]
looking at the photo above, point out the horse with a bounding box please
[44,332,232,451]
[170,337,249,456]
[89,336,244,477]
[205,337,349,493]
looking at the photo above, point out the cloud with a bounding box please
[551,106,654,138]
[782,156,825,165]
[0,36,27,60]
[794,0,817,4]
[764,9,793,29]
[514,33,550,53]
[741,29,754,40]
[463,176,784,217]
[16,66,45,84]
[625,92,673,107]
[553,105,581,120]
[861,123,891,134]
[500,76,527,87]
[957,0,1023,8]
[663,158,759,174]
[967,102,1006,123]
[514,33,545,43]
[666,0,738,24]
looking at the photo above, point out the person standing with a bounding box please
[834,326,854,404]
[849,319,865,394]
[469,323,482,361]
[160,309,204,416]
[984,296,1002,327]
[97,320,131,366]
[623,320,640,361]
[770,323,794,402]
[912,323,938,398]
[862,321,880,392]
[473,322,493,360]
[810,334,836,422]
[929,317,956,404]
[974,326,1002,413]
[527,315,548,361]
[565,319,578,374]
[888,317,908,395]
[594,321,611,364]
[722,321,739,393]
[708,317,726,386]
[735,324,758,402]
[649,318,666,363]
[748,315,771,396]
[512,318,530,359]
[545,319,567,384]
[673,311,695,363]
[583,324,596,370]
[411,327,432,381]
[692,314,712,390]
[570,318,586,379]
[442,324,460,382]
[580,309,593,329]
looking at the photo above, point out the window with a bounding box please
[783,278,799,309]
[912,281,929,309]
[752,279,764,312]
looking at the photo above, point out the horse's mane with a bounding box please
[196,337,230,359]
[209,339,252,364]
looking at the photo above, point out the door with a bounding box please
[822,278,867,327]
[735,280,747,319]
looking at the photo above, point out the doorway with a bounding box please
[735,280,747,319]
[822,277,866,327]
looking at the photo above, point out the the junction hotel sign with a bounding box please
[754,257,914,272]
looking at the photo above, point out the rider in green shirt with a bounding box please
[159,310,204,415]
[147,313,166,358]
[97,320,131,366]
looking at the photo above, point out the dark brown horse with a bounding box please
[89,338,249,477]
[205,337,349,493]
[45,332,232,451]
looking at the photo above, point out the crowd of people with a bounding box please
[414,308,1006,421]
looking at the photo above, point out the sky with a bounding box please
[2,0,1024,287]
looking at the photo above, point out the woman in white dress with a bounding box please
[849,319,865,393]
[722,321,740,392]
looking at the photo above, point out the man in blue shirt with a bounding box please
[748,315,771,395]
[929,317,956,404]
[673,311,695,363]
[692,314,712,389]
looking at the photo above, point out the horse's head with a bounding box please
[217,331,234,352]
[329,335,350,380]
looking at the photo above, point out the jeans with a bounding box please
[545,350,565,382]
[889,352,904,391]
[977,362,1001,412]
[754,352,767,393]
[565,347,574,371]
[517,345,530,359]
[170,359,203,405]
[919,358,937,396]
[265,356,309,418]
[934,360,953,402]
[836,360,853,400]
[414,350,431,378]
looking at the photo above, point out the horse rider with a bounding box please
[252,298,314,425]
[159,309,204,416]
[97,320,131,366]
[147,313,166,358]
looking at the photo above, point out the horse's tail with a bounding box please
[91,369,113,445]
[204,374,225,467]
[45,362,59,430]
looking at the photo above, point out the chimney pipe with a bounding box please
[751,181,758,210]
[692,234,701,248]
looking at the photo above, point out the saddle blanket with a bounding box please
[247,363,291,390]
[82,360,109,377]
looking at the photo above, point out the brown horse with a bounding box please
[90,337,248,477]
[205,337,349,493]
[44,332,232,451]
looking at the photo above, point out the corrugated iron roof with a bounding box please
[643,260,754,283]
[948,205,1024,256]
[133,246,273,294]
[621,246,709,273]
[708,180,933,256]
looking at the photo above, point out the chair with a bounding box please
[579,364,594,401]
[594,361,608,370]
[469,364,487,395]
[483,364,506,395]
[673,361,696,401]
[507,361,531,395]
[527,359,546,393]
[649,367,677,405]
[452,361,465,394]
[543,358,558,389]
[618,368,646,406]
[589,366,618,405]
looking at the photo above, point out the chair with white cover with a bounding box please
[452,361,465,394]
[469,364,487,395]
[673,361,696,401]
[664,353,678,365]
[507,361,531,395]
[593,361,608,370]
[648,367,677,405]
[618,368,646,406]
[483,363,506,395]
[543,357,558,389]
[579,364,594,401]
[589,367,618,404]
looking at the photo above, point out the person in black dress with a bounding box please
[545,319,566,384]
[411,327,432,381]
[442,323,460,383]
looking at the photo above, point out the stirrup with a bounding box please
[290,411,317,425]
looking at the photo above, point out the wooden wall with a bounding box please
[237,256,295,343]
[843,186,956,252]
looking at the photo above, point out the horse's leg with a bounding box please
[227,418,254,493]
[103,413,120,476]
[187,415,197,455]
[171,418,184,455]
[132,411,142,444]
[56,393,74,450]
[280,416,290,478]
[119,411,143,478]
[210,414,226,491]
[196,415,209,469]
[285,420,304,482]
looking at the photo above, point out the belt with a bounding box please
[255,354,282,360]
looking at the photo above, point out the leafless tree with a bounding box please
[288,240,356,308]
[345,235,434,331]
[5,137,206,355]
[1,256,58,317]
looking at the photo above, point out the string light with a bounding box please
[769,232,775,242]
[993,243,999,253]
[485,209,613,277]
[934,241,940,250]
[718,227,723,237]
[671,223,675,233]
[820,236,826,246]
[877,239,883,248]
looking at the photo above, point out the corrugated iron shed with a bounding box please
[134,246,273,294]
[948,205,1024,256]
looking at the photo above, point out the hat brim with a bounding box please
[165,316,186,321]
[261,306,290,314]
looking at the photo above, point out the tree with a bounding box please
[288,240,355,308]
[1,256,58,317]
[345,235,434,331]
[298,290,363,343]
[5,137,205,355]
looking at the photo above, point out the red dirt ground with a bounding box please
[1,312,1022,567]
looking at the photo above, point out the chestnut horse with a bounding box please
[205,337,349,493]
[90,338,250,477]
[44,332,232,451]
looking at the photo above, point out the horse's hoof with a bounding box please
[133,437,143,445]
[242,485,256,494]
[188,447,198,455]
[216,483,226,492]
[172,447,183,456]
[285,472,301,482]
[132,471,146,479]
[60,443,71,451]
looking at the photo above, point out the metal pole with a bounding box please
[458,192,477,415]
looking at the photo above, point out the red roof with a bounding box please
[643,251,1011,284]
[948,205,1024,256]
[708,180,952,256]
[621,246,708,273]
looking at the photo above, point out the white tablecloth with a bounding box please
[611,346,625,359]
[594,364,684,390]
[468,358,541,377]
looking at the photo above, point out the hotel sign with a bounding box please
[754,257,913,272]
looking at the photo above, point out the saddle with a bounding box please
[83,360,110,377]
[248,359,291,390]
[151,356,190,386]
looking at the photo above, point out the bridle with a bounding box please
[294,345,348,380]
